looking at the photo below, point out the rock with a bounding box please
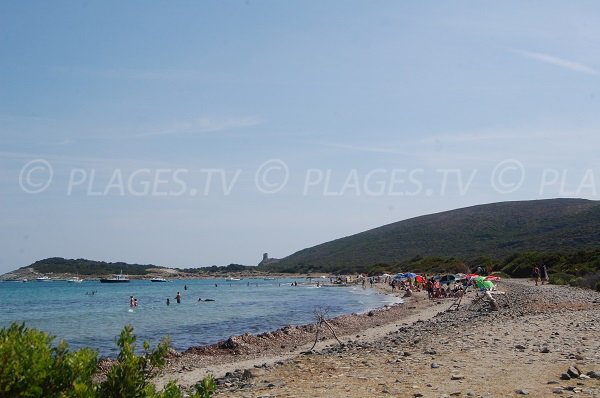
[515,344,526,350]
[560,373,571,380]
[242,368,266,379]
[552,387,564,394]
[413,393,423,397]
[267,380,286,388]
[540,347,550,353]
[451,374,465,380]
[515,389,529,395]
[431,362,440,369]
[567,366,580,378]
[587,371,600,379]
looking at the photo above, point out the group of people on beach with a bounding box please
[532,264,549,286]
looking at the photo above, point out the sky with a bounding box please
[1,1,600,273]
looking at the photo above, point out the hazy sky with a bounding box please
[1,1,600,273]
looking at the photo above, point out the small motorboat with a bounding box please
[100,271,129,283]
[150,277,168,282]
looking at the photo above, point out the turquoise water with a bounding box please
[0,278,399,356]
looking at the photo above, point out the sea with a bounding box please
[0,278,400,357]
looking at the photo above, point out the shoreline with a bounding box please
[212,280,600,397]
[153,282,468,389]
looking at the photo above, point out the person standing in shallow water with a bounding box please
[175,291,181,304]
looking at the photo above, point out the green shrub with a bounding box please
[0,323,98,398]
[549,272,574,286]
[0,323,216,398]
[98,325,174,398]
[194,374,216,398]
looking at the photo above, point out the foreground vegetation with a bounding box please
[0,323,215,398]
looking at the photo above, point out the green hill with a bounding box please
[263,198,600,274]
[20,257,160,276]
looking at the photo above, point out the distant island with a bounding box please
[2,199,599,290]
[0,257,265,281]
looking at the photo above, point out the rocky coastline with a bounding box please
[152,280,600,397]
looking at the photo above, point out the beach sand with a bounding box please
[154,284,448,388]
[154,280,600,397]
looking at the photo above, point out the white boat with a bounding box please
[100,271,129,283]
[36,276,51,282]
[225,277,241,281]
[67,277,84,283]
[150,277,167,282]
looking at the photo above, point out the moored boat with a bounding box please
[35,276,51,282]
[100,271,129,283]
[150,277,167,282]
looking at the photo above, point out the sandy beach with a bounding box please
[152,280,600,397]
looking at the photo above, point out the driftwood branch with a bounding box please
[308,307,342,351]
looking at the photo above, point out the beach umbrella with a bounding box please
[396,272,416,279]
[474,278,495,290]
[415,275,425,283]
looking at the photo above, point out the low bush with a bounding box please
[0,323,215,398]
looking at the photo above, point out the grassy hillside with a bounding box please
[263,198,600,274]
